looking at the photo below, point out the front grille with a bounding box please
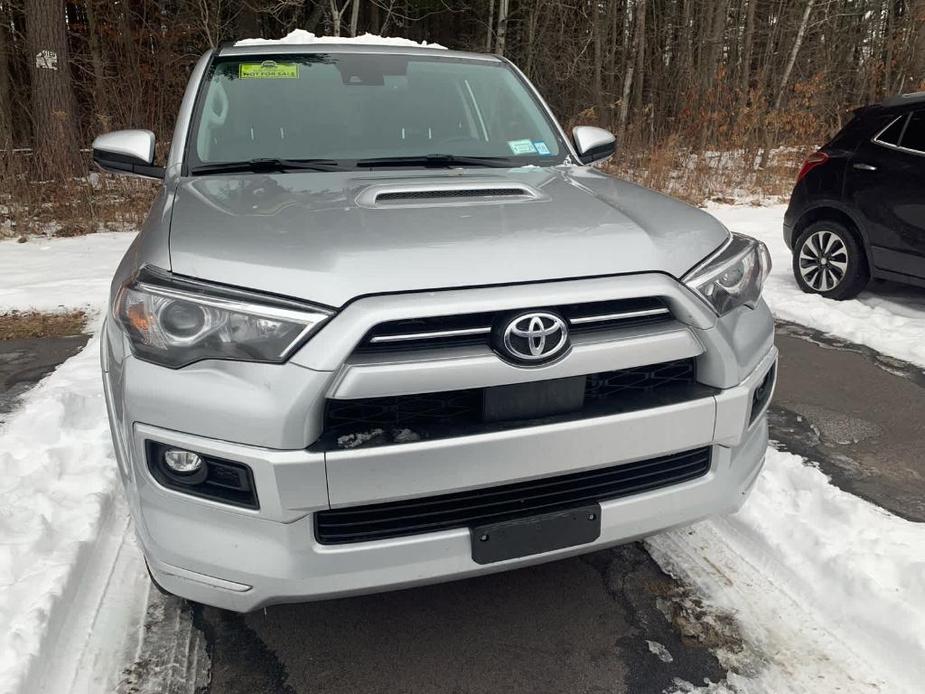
[321,358,701,449]
[315,447,711,544]
[357,297,671,354]
[585,360,696,402]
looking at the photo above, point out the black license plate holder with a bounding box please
[470,504,602,565]
[482,376,586,422]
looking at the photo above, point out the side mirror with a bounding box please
[572,126,616,165]
[92,129,164,179]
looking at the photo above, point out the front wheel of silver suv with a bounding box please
[792,220,869,300]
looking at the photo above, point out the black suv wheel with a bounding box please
[792,220,870,300]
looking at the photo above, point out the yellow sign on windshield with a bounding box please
[238,62,299,79]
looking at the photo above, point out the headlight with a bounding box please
[115,267,332,368]
[683,233,771,315]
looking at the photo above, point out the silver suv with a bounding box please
[94,42,776,612]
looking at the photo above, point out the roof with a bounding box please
[222,30,496,62]
[235,30,446,49]
[879,92,925,109]
[220,43,497,62]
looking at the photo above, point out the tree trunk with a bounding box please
[26,0,81,178]
[704,0,728,89]
[592,0,604,126]
[618,0,646,143]
[85,0,109,130]
[773,0,815,110]
[630,0,646,119]
[305,2,325,33]
[329,0,352,36]
[349,0,360,36]
[913,0,925,89]
[368,0,379,33]
[235,2,262,39]
[495,0,509,56]
[0,1,13,149]
[485,0,494,51]
[739,0,756,104]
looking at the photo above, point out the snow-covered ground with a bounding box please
[710,203,925,369]
[650,448,925,693]
[0,233,134,313]
[0,232,137,693]
[1,200,924,693]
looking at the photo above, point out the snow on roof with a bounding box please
[235,30,446,50]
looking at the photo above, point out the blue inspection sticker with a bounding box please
[533,141,551,155]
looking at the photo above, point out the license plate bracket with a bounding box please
[482,376,585,422]
[470,504,602,565]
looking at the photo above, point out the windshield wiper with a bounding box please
[190,158,341,175]
[355,154,516,169]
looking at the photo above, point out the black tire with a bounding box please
[792,220,869,300]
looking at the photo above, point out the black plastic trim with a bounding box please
[145,440,259,509]
[315,447,711,544]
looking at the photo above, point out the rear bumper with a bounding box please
[109,345,775,612]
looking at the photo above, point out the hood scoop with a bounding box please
[357,180,542,208]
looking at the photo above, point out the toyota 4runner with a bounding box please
[94,40,777,611]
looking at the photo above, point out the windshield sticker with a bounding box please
[238,61,299,79]
[507,139,538,155]
[533,141,551,155]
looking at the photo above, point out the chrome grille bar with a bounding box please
[569,307,670,325]
[369,326,492,344]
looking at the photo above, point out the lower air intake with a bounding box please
[314,447,711,544]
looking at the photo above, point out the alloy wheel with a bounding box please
[798,229,849,292]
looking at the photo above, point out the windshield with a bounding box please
[187,53,568,170]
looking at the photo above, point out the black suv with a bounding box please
[784,93,925,299]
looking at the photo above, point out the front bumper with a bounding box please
[102,273,776,612]
[143,417,768,612]
[106,361,775,612]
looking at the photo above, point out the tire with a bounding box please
[792,220,869,300]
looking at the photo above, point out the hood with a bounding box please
[168,167,728,308]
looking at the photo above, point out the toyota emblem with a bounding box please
[499,312,569,364]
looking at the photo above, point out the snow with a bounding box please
[235,30,446,50]
[0,321,115,692]
[709,203,925,369]
[0,232,135,313]
[650,447,925,693]
[0,231,140,693]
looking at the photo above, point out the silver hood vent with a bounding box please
[358,180,540,208]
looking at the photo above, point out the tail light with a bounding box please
[796,151,829,182]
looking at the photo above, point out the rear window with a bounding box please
[188,53,566,168]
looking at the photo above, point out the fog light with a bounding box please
[163,449,203,474]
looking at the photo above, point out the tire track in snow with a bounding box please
[646,447,924,694]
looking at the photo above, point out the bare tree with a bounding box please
[329,0,354,37]
[774,0,815,111]
[618,0,646,142]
